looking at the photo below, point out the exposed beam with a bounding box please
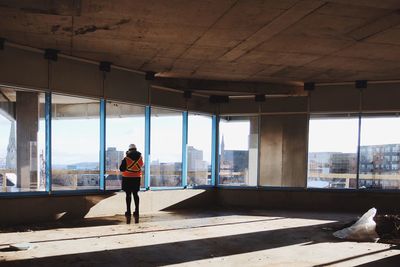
[152,77,304,96]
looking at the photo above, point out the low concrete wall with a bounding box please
[217,188,400,213]
[0,189,215,225]
[1,188,399,225]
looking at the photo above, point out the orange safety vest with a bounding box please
[122,156,143,178]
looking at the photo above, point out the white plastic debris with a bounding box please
[9,242,33,251]
[333,207,379,242]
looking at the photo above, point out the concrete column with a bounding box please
[259,114,308,187]
[248,117,258,186]
[16,91,39,189]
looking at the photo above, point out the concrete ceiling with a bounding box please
[1,0,400,86]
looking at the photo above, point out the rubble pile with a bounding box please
[333,208,400,244]
[375,214,400,244]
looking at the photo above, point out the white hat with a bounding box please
[128,144,137,150]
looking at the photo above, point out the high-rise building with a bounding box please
[359,144,400,174]
[106,147,124,171]
[187,146,206,171]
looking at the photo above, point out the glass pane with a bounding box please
[219,116,258,186]
[52,94,100,190]
[150,108,182,187]
[0,88,46,192]
[187,114,212,186]
[307,117,358,189]
[105,102,145,190]
[359,116,400,189]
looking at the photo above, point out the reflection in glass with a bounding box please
[219,116,258,186]
[150,108,182,187]
[359,116,400,189]
[0,88,45,192]
[51,94,100,190]
[307,117,358,189]
[105,102,145,190]
[187,114,212,186]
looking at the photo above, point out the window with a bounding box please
[51,95,100,190]
[359,116,400,189]
[150,108,182,187]
[0,88,46,192]
[105,101,145,190]
[308,117,359,189]
[187,114,212,186]
[219,116,258,186]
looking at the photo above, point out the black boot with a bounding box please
[133,210,139,223]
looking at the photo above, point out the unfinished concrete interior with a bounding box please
[1,1,400,266]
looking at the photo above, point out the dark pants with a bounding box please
[122,177,140,215]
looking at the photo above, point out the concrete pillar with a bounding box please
[248,117,258,186]
[259,114,308,187]
[16,91,39,189]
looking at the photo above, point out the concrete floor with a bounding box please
[0,210,399,267]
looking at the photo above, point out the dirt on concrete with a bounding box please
[375,214,400,244]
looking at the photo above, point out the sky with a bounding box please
[219,120,250,151]
[309,117,400,153]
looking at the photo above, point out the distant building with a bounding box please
[150,160,182,186]
[222,150,249,172]
[187,146,209,185]
[5,121,16,169]
[359,144,400,174]
[359,144,400,189]
[330,153,357,174]
[219,134,249,184]
[187,146,207,171]
[309,144,400,189]
[106,147,124,171]
[308,152,332,174]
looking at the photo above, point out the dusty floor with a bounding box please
[0,210,399,267]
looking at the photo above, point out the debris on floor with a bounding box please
[375,214,400,244]
[9,242,33,251]
[333,207,379,242]
[333,207,400,244]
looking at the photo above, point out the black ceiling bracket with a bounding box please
[255,94,266,102]
[99,61,112,72]
[209,95,229,104]
[183,90,192,99]
[355,80,367,89]
[304,82,315,91]
[0,38,5,50]
[44,49,59,61]
[145,71,156,81]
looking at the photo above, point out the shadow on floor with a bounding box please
[0,216,123,233]
[313,245,400,267]
[1,217,288,247]
[355,253,400,267]
[0,222,342,267]
[0,193,118,233]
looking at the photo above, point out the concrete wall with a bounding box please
[0,46,48,90]
[1,187,398,226]
[217,188,400,213]
[0,189,215,225]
